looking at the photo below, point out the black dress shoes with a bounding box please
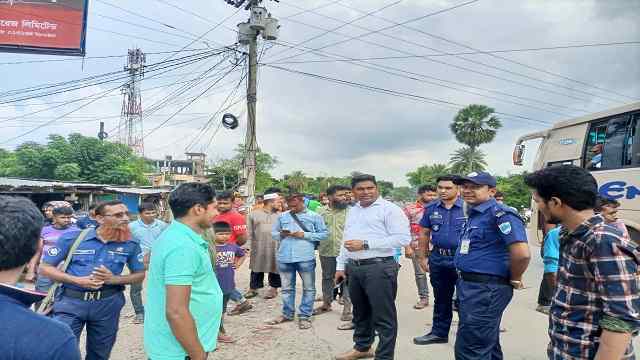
[413,333,448,345]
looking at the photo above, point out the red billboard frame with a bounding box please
[0,0,89,56]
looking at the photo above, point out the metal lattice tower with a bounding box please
[118,48,146,156]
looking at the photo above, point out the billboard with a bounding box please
[0,0,89,56]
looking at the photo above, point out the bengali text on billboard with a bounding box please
[0,0,89,56]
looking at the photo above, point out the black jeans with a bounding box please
[250,271,282,290]
[347,259,399,360]
[537,273,555,306]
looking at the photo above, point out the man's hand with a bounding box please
[279,230,291,238]
[418,256,429,273]
[335,271,345,284]
[92,265,115,284]
[404,246,414,259]
[74,276,104,290]
[290,231,305,239]
[344,240,365,252]
[410,240,419,250]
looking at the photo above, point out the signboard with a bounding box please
[0,0,89,56]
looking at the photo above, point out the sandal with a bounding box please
[217,334,236,343]
[244,290,259,299]
[228,301,253,316]
[263,288,278,299]
[340,313,353,322]
[313,305,332,315]
[265,315,293,325]
[298,319,312,330]
[337,322,355,330]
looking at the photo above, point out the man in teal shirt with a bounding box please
[144,183,222,360]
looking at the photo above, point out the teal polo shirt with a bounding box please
[144,221,222,360]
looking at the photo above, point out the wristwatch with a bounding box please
[363,240,370,250]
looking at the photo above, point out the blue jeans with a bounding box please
[278,260,316,320]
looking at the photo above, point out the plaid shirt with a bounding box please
[548,215,640,360]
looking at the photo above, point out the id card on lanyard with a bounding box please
[459,218,473,255]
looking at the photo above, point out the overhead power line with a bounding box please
[273,1,622,106]
[267,41,640,64]
[263,64,553,126]
[268,40,588,115]
[333,0,638,101]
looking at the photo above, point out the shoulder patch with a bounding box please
[47,247,60,257]
[499,222,512,235]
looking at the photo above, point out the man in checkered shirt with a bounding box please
[525,165,640,360]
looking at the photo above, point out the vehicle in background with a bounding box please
[514,101,640,244]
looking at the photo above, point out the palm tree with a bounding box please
[450,104,502,149]
[449,104,501,173]
[284,170,308,192]
[449,147,488,174]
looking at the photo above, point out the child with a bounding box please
[213,221,250,343]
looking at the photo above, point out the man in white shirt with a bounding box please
[334,174,411,360]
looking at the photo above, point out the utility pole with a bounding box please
[118,48,146,157]
[229,0,279,201]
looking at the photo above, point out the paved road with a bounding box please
[312,245,639,360]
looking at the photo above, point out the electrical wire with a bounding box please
[263,64,553,126]
[266,41,640,64]
[333,0,639,101]
[267,40,588,115]
[271,3,613,106]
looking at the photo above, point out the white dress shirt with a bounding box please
[336,197,411,271]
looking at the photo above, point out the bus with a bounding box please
[513,101,640,243]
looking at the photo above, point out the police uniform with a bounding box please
[414,198,465,344]
[43,228,145,360]
[452,173,527,360]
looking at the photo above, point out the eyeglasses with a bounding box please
[103,211,130,219]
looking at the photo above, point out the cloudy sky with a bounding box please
[1,0,639,185]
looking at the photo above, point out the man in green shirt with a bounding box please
[313,185,352,325]
[144,183,222,360]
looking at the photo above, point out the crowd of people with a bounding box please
[0,165,638,360]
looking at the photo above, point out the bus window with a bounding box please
[601,116,629,170]
[584,121,607,169]
[624,114,640,167]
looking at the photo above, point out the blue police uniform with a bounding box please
[453,195,527,360]
[418,197,465,340]
[43,228,145,360]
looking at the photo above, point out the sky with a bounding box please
[1,0,639,186]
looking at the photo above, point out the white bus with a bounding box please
[513,101,640,243]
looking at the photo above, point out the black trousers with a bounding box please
[347,259,399,360]
[537,273,555,306]
[250,271,282,290]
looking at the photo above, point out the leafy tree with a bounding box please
[449,104,502,174]
[390,186,415,202]
[0,149,18,177]
[449,146,488,174]
[0,133,150,185]
[282,170,308,192]
[406,163,451,187]
[496,173,532,210]
[54,163,81,181]
[207,144,279,192]
[378,180,394,197]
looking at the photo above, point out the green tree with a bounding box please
[282,170,309,192]
[449,104,502,173]
[0,149,18,177]
[0,133,150,185]
[449,146,488,174]
[207,144,279,192]
[378,180,394,198]
[390,186,414,202]
[54,163,81,181]
[406,163,451,187]
[496,173,531,210]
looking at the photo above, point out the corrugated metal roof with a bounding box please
[0,177,169,194]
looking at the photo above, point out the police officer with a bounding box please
[40,200,145,360]
[413,175,465,345]
[452,172,530,360]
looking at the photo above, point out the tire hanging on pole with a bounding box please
[222,113,239,129]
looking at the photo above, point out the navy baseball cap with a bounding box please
[453,172,497,187]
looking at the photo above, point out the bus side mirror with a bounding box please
[513,144,525,166]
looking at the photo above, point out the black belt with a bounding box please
[348,256,395,266]
[62,287,122,301]
[432,246,456,256]
[459,271,510,286]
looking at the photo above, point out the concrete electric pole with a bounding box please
[230,0,279,201]
[118,48,146,157]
